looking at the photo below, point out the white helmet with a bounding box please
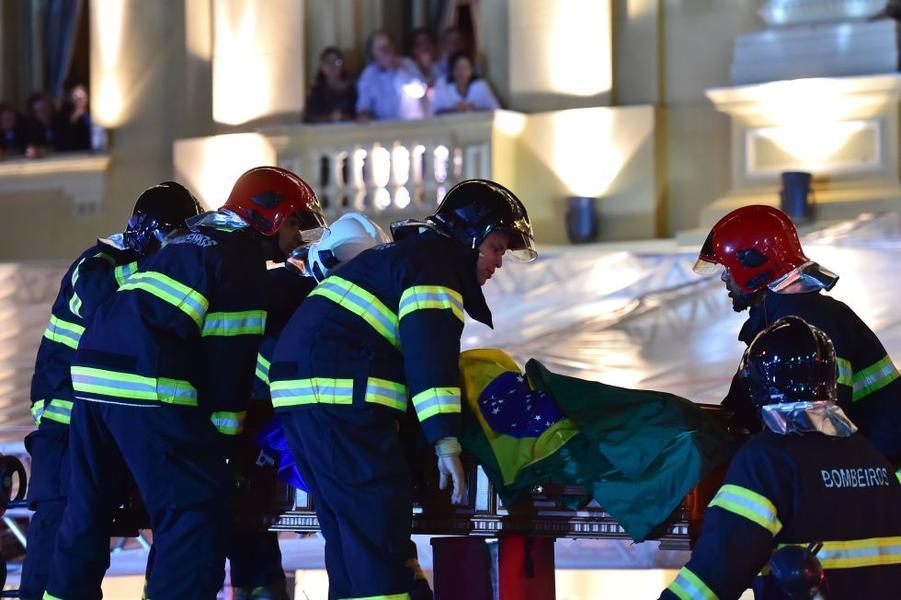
[289,212,390,281]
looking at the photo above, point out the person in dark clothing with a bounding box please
[660,316,901,600]
[23,92,60,157]
[303,47,357,124]
[695,205,901,465]
[43,167,325,600]
[0,103,26,156]
[55,82,93,152]
[269,179,537,600]
[22,182,204,600]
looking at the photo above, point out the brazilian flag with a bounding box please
[459,349,736,542]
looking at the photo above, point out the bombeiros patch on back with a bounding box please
[166,232,218,248]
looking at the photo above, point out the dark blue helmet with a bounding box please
[124,181,203,255]
[741,316,838,407]
[427,179,537,262]
[770,543,826,599]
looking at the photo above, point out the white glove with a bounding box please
[435,437,466,505]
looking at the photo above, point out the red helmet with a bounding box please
[223,166,325,237]
[694,205,808,294]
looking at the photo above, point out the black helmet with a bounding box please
[426,179,537,262]
[125,181,204,255]
[741,316,838,407]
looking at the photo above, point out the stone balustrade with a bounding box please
[260,112,496,225]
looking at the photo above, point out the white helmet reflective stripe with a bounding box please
[303,213,390,281]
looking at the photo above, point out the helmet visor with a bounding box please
[297,210,328,244]
[693,256,723,276]
[503,217,538,263]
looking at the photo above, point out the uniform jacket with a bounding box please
[661,429,901,599]
[71,223,268,438]
[269,229,492,443]
[30,239,140,426]
[724,291,901,461]
[252,266,316,401]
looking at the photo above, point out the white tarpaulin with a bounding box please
[1,213,899,576]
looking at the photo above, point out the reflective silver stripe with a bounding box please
[210,411,247,435]
[201,310,267,337]
[836,357,853,387]
[666,567,718,600]
[851,356,900,401]
[114,261,138,286]
[364,378,408,411]
[42,400,74,425]
[255,353,270,384]
[398,286,464,322]
[31,400,46,426]
[411,387,461,421]
[43,315,85,350]
[270,378,355,408]
[310,277,399,347]
[709,484,781,535]
[119,271,208,327]
[71,367,198,406]
[68,258,86,317]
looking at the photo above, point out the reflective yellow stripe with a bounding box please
[309,276,399,347]
[31,400,45,426]
[777,536,901,570]
[709,483,782,535]
[71,366,198,406]
[836,357,853,387]
[68,258,87,317]
[210,410,246,435]
[43,314,85,350]
[364,378,408,411]
[201,310,267,337]
[42,399,74,425]
[43,593,64,600]
[270,377,354,408]
[255,353,270,385]
[119,271,209,328]
[666,567,718,600]
[398,285,464,323]
[114,261,139,286]
[412,387,461,422]
[851,356,900,402]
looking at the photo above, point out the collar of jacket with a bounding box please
[187,209,249,232]
[418,229,493,329]
[98,232,128,251]
[761,400,857,437]
[738,290,822,345]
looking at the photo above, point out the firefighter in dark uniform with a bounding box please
[227,215,330,600]
[43,167,325,600]
[21,182,202,600]
[695,205,901,465]
[234,213,392,600]
[660,316,901,600]
[269,179,538,600]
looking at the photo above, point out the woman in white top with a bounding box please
[433,52,500,114]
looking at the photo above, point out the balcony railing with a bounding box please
[260,112,497,223]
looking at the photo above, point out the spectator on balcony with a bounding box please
[56,81,94,152]
[304,47,357,124]
[0,103,26,157]
[435,26,471,81]
[356,30,429,122]
[411,28,440,106]
[433,52,499,115]
[23,92,61,158]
